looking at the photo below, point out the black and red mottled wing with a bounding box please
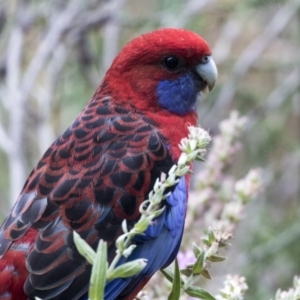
[0,96,174,300]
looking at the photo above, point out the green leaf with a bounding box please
[201,269,212,280]
[151,206,166,218]
[89,240,107,300]
[201,238,210,247]
[134,217,151,233]
[107,259,147,280]
[192,243,202,257]
[219,241,231,248]
[207,255,227,262]
[208,229,215,244]
[195,156,205,162]
[161,267,186,285]
[185,285,216,300]
[115,234,127,252]
[161,268,175,283]
[180,268,193,277]
[168,259,181,300]
[122,244,137,258]
[192,251,205,275]
[73,231,96,265]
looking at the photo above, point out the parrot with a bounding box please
[0,28,217,300]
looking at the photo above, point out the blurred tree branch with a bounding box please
[33,43,67,155]
[0,0,125,205]
[210,0,300,123]
[161,0,216,28]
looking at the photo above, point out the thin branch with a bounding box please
[239,220,300,266]
[0,123,12,154]
[71,0,127,85]
[6,16,26,204]
[265,68,300,111]
[6,27,22,102]
[33,43,67,156]
[0,6,7,36]
[245,68,300,130]
[102,22,120,72]
[70,0,124,35]
[161,0,215,28]
[209,0,300,123]
[212,18,245,64]
[21,0,82,102]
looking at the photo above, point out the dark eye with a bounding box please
[164,56,179,70]
[201,55,210,64]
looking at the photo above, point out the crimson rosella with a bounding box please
[0,28,217,300]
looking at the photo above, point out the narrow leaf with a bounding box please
[195,156,205,162]
[185,286,216,300]
[107,259,147,280]
[89,240,107,300]
[134,218,150,233]
[122,244,137,258]
[180,268,193,277]
[168,259,181,300]
[73,231,96,265]
[161,268,175,283]
[161,268,186,285]
[201,269,212,280]
[192,243,202,257]
[192,251,205,275]
[207,255,227,262]
[201,238,210,247]
[219,241,231,248]
[151,206,166,218]
[208,229,215,244]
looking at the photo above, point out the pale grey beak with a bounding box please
[195,56,218,91]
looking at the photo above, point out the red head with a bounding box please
[99,28,217,116]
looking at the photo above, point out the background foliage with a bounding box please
[0,0,299,299]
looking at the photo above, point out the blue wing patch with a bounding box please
[104,176,188,299]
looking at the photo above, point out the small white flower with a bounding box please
[216,275,248,300]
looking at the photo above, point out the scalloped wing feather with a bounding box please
[0,97,182,300]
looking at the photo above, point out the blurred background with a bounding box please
[0,0,299,299]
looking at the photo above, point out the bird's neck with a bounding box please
[145,110,198,160]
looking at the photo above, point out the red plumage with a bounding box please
[0,28,217,300]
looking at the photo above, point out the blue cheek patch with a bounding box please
[157,73,198,115]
